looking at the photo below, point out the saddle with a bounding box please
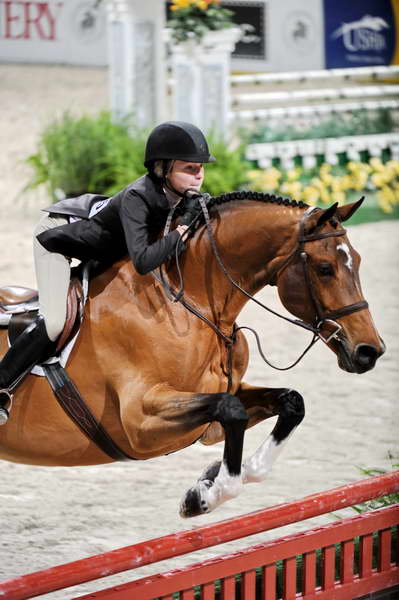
[0,279,83,354]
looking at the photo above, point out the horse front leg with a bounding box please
[180,392,249,518]
[238,383,305,484]
[199,383,305,485]
[119,383,248,518]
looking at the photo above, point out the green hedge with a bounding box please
[249,108,395,144]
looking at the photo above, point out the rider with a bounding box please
[0,121,215,424]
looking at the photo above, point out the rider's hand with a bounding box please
[180,190,203,226]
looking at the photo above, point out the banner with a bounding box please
[324,0,399,68]
[0,0,107,65]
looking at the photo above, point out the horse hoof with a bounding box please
[179,482,211,518]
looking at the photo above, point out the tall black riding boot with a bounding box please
[0,316,56,424]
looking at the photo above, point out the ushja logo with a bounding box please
[331,14,389,52]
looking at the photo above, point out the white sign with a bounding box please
[0,0,107,65]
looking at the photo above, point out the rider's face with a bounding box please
[168,161,204,194]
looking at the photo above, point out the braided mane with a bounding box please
[208,190,308,209]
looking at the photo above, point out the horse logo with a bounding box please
[331,14,389,52]
[70,0,105,44]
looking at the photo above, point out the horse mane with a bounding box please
[207,191,309,210]
[89,191,310,280]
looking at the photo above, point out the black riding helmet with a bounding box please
[144,121,216,169]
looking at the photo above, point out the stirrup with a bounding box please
[0,390,12,425]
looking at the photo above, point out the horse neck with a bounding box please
[179,201,304,330]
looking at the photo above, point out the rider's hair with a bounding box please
[151,160,174,180]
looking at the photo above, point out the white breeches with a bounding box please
[33,214,71,342]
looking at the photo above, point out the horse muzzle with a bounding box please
[338,340,385,374]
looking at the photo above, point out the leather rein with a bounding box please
[154,199,368,392]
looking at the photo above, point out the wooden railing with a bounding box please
[75,504,399,599]
[0,472,398,600]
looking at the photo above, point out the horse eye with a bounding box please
[317,263,334,276]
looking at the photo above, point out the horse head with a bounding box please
[275,197,385,373]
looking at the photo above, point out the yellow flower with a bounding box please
[320,169,334,185]
[302,185,320,205]
[319,163,332,175]
[369,157,384,172]
[196,0,207,8]
[248,168,281,192]
[320,190,331,204]
[331,177,347,193]
[171,0,193,9]
[371,173,384,188]
[286,167,301,181]
[376,189,393,213]
[280,181,303,199]
[386,160,399,175]
[340,174,353,190]
[376,185,398,213]
[331,190,346,205]
[311,177,324,191]
[349,169,368,191]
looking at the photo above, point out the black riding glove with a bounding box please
[180,191,209,226]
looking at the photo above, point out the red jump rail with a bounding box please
[0,471,398,600]
[74,503,399,600]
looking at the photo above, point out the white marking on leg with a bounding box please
[337,243,353,271]
[199,461,242,513]
[242,430,296,484]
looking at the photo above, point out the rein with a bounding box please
[154,197,368,390]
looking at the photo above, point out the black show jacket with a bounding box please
[37,175,183,275]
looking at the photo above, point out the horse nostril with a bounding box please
[354,344,379,371]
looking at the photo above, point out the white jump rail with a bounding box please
[245,132,399,169]
[231,99,399,122]
[230,65,399,86]
[232,85,399,109]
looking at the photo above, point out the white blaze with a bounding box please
[337,242,353,271]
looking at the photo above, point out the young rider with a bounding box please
[0,121,215,424]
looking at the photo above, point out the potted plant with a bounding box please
[168,0,241,135]
[168,0,236,45]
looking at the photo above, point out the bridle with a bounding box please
[273,207,368,344]
[154,197,369,391]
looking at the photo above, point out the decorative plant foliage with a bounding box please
[249,109,395,144]
[248,159,399,214]
[25,112,148,199]
[25,111,399,219]
[168,0,234,43]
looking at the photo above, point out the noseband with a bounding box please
[155,198,369,388]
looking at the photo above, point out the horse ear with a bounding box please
[315,202,339,228]
[305,203,338,234]
[336,196,365,222]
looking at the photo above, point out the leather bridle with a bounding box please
[154,197,369,389]
[274,209,369,344]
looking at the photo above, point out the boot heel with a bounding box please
[0,389,12,425]
[0,407,9,425]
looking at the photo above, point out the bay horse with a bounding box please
[0,193,385,517]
